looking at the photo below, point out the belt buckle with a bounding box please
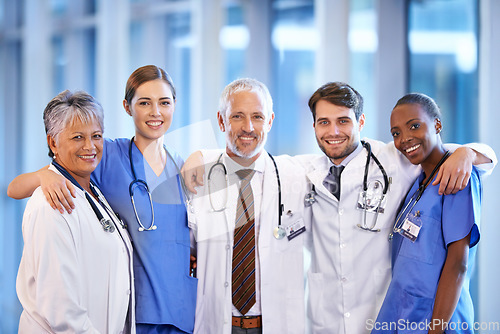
[241,316,254,329]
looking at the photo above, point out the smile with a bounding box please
[325,139,345,145]
[405,144,420,153]
[146,121,163,127]
[78,154,97,159]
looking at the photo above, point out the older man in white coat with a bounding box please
[187,78,308,334]
[301,82,496,334]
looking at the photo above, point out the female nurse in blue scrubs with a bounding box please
[371,93,481,334]
[8,65,197,334]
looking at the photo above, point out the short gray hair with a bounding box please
[218,78,273,122]
[43,90,104,158]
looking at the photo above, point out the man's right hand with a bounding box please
[181,151,205,194]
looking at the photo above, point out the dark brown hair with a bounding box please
[124,65,176,104]
[308,82,363,121]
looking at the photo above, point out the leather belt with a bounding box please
[232,315,262,329]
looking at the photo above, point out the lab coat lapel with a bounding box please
[222,155,238,235]
[259,153,278,246]
[307,155,336,200]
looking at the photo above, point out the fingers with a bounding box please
[195,165,204,187]
[190,255,197,277]
[54,188,74,214]
[435,167,450,195]
[435,166,470,195]
[67,180,77,199]
[185,172,198,195]
[44,191,62,214]
[183,166,204,194]
[190,255,197,269]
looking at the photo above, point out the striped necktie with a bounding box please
[232,169,256,315]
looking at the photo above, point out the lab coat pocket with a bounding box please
[307,272,326,328]
[398,289,433,333]
[398,214,440,265]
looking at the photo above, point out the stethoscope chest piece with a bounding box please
[304,191,316,207]
[138,224,157,232]
[273,226,286,240]
[100,218,116,233]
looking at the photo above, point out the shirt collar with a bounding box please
[224,150,266,176]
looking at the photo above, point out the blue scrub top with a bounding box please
[91,138,197,333]
[372,167,481,334]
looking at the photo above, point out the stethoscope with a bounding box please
[389,150,450,241]
[52,161,124,233]
[207,152,286,239]
[128,137,186,232]
[304,141,389,232]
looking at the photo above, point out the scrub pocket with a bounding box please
[399,213,441,265]
[398,288,433,334]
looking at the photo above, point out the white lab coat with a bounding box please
[301,139,497,334]
[16,166,135,334]
[188,150,308,334]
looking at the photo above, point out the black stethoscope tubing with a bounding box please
[310,141,389,198]
[389,150,451,240]
[52,160,119,232]
[361,140,389,195]
[207,151,283,228]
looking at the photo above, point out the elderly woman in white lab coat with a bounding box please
[16,90,135,333]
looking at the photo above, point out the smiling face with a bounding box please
[390,103,443,168]
[48,117,103,186]
[313,99,365,165]
[218,90,274,164]
[124,79,174,143]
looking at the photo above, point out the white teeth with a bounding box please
[147,121,162,126]
[326,139,344,144]
[79,155,96,159]
[406,144,420,153]
[240,137,254,140]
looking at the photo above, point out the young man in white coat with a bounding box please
[187,78,308,334]
[301,82,496,334]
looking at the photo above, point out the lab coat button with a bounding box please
[224,282,229,287]
[126,289,131,295]
[226,244,230,250]
[340,243,346,249]
[341,277,347,283]
[339,208,344,215]
[344,312,350,318]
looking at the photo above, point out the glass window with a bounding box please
[52,34,66,95]
[408,0,479,143]
[50,0,68,16]
[129,10,192,128]
[349,0,377,139]
[270,0,316,155]
[221,4,247,84]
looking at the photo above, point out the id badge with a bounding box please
[285,216,306,241]
[356,180,386,213]
[399,212,422,242]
